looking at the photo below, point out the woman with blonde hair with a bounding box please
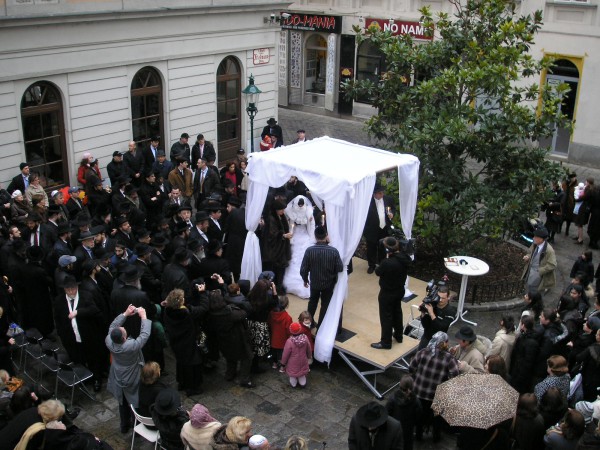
[213,416,252,449]
[14,399,65,449]
[138,361,167,418]
[285,436,309,450]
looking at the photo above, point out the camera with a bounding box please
[380,226,416,256]
[419,279,446,312]
[281,12,291,19]
[133,307,139,314]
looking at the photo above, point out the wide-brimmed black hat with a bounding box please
[455,326,477,342]
[119,265,144,283]
[382,237,399,252]
[124,184,138,196]
[74,214,92,228]
[57,222,72,235]
[205,239,223,256]
[194,211,210,223]
[227,196,242,208]
[78,230,99,242]
[47,204,62,216]
[151,233,169,247]
[373,184,384,193]
[135,243,152,257]
[174,247,192,263]
[187,239,203,252]
[135,228,150,240]
[272,200,287,211]
[26,212,42,223]
[153,388,181,416]
[355,402,388,429]
[203,200,223,212]
[61,275,80,289]
[116,216,130,227]
[174,221,189,234]
[26,245,45,263]
[89,225,105,236]
[267,117,278,125]
[94,247,114,260]
[177,204,192,213]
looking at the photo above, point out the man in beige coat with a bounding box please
[452,326,485,374]
[522,228,557,295]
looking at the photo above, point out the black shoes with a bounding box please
[393,334,403,343]
[367,267,375,274]
[240,381,255,388]
[370,342,391,350]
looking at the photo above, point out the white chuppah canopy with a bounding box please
[240,137,420,363]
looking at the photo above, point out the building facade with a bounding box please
[0,0,289,189]
[279,0,600,167]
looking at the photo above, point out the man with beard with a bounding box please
[74,230,99,277]
[55,255,78,295]
[123,184,147,229]
[139,171,167,230]
[115,217,136,250]
[262,200,292,292]
[189,210,210,247]
[19,246,54,336]
[224,196,246,281]
[54,275,106,392]
[133,243,161,304]
[123,141,144,187]
[86,177,111,218]
[161,247,192,300]
[23,212,52,252]
[198,240,232,290]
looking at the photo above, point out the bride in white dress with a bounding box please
[283,195,315,299]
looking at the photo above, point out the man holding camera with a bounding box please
[371,237,411,350]
[419,285,457,349]
[106,304,150,433]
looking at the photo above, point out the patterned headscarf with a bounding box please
[189,404,217,429]
[427,331,448,354]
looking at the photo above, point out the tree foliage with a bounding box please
[346,0,569,257]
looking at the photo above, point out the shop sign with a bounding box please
[253,48,270,65]
[365,18,432,41]
[281,13,342,34]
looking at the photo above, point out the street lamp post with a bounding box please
[242,74,261,153]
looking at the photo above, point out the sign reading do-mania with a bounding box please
[365,18,433,41]
[281,13,342,34]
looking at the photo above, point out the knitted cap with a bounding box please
[189,404,217,429]
[289,322,302,335]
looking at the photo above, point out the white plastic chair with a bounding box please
[130,404,159,450]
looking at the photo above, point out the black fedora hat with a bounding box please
[151,233,169,247]
[227,196,242,208]
[174,221,189,234]
[89,225,106,236]
[174,247,192,264]
[205,239,223,256]
[153,388,181,416]
[26,245,45,263]
[57,222,72,235]
[47,204,62,215]
[94,247,114,260]
[267,117,277,125]
[177,204,192,213]
[116,216,130,227]
[61,275,80,289]
[355,402,388,429]
[373,183,384,193]
[119,265,144,283]
[78,230,99,242]
[194,211,210,223]
[74,214,91,228]
[455,326,477,342]
[134,243,152,257]
[187,239,203,252]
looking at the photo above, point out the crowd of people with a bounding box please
[0,134,599,449]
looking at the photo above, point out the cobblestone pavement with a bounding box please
[22,107,600,449]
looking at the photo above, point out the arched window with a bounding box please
[20,82,68,188]
[356,40,387,104]
[216,57,241,164]
[131,67,164,148]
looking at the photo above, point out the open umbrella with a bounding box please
[431,373,519,429]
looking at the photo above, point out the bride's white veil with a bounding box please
[284,195,316,243]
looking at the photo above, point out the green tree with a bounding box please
[347,0,569,257]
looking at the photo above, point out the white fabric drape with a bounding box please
[240,179,270,285]
[239,137,420,361]
[313,175,376,363]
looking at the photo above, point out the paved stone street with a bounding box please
[22,107,600,449]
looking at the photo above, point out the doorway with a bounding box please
[216,57,242,164]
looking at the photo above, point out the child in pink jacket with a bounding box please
[281,322,312,388]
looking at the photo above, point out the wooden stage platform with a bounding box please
[287,257,427,398]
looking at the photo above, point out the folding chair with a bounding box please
[130,404,159,450]
[39,348,69,398]
[406,305,424,340]
[56,360,94,410]
[23,336,45,384]
[10,332,28,372]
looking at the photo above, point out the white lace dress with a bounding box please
[283,195,315,299]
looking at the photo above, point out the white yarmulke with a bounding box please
[248,434,267,448]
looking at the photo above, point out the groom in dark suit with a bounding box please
[362,184,395,274]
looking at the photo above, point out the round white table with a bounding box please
[444,256,490,327]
